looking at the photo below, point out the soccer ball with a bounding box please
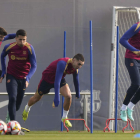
[7,121,21,135]
[0,120,7,135]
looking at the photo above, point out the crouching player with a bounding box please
[22,54,84,127]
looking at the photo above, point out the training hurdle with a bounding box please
[63,119,90,132]
[103,118,134,133]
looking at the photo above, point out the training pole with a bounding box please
[115,26,119,133]
[90,20,93,133]
[61,31,66,131]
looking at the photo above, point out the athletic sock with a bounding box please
[62,109,69,118]
[121,104,127,111]
[25,104,31,112]
[128,102,135,110]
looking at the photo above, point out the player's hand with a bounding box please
[25,81,29,88]
[24,77,29,88]
[52,102,55,108]
[133,51,140,56]
[0,77,3,83]
[0,74,6,83]
[76,93,80,99]
[53,98,60,107]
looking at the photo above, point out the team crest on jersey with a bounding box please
[23,51,26,54]
[11,55,15,60]
[80,90,101,113]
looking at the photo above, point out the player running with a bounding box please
[22,54,84,127]
[0,29,37,123]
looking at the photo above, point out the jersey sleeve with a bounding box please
[73,70,80,98]
[2,33,16,42]
[54,60,67,107]
[1,44,10,78]
[26,45,37,82]
[119,23,140,52]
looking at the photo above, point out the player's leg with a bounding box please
[22,91,43,121]
[126,60,140,121]
[60,79,72,127]
[22,79,50,121]
[6,74,18,123]
[16,78,26,111]
[120,58,140,121]
[60,84,72,111]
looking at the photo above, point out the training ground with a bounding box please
[1,131,139,140]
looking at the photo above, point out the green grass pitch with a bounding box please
[1,131,140,140]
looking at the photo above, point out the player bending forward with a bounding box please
[22,54,84,127]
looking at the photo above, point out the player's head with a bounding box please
[72,53,85,69]
[16,29,27,47]
[0,27,7,42]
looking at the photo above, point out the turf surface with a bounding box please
[1,131,140,140]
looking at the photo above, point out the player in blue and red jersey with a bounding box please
[0,29,37,123]
[0,27,16,44]
[22,54,84,127]
[0,27,16,76]
[119,22,140,122]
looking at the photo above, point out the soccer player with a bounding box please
[0,27,16,44]
[0,29,37,123]
[22,54,84,127]
[119,22,140,122]
[0,27,16,77]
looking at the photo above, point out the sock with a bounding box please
[6,110,10,120]
[7,110,9,116]
[128,102,135,110]
[25,104,31,112]
[121,104,127,111]
[62,109,69,118]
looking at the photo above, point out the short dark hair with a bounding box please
[0,27,7,36]
[73,53,85,62]
[16,29,27,37]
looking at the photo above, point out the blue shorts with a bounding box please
[125,58,140,85]
[37,78,67,96]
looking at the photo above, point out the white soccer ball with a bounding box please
[7,121,21,135]
[0,120,7,135]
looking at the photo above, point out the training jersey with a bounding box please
[120,22,140,60]
[42,57,80,98]
[1,42,37,82]
[42,57,76,83]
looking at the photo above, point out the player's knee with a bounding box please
[65,94,72,101]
